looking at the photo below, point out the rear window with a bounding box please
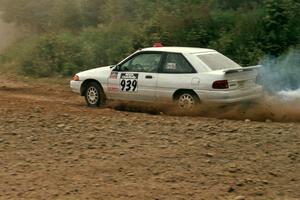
[197,53,241,70]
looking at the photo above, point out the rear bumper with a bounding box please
[70,80,83,94]
[195,85,263,104]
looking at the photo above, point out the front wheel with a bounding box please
[84,82,106,107]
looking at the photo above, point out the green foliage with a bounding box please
[20,26,135,77]
[22,33,82,76]
[0,0,299,77]
[261,0,297,55]
[210,8,265,65]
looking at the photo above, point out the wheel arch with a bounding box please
[80,79,103,96]
[173,89,200,101]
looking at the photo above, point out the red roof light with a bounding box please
[153,42,163,47]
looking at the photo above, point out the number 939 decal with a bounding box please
[120,73,139,92]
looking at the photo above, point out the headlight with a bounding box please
[72,75,80,81]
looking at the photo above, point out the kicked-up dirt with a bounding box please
[0,75,299,200]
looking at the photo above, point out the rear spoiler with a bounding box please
[223,65,261,74]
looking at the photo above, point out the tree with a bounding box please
[261,0,296,55]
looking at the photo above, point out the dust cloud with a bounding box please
[248,50,300,122]
[108,96,300,123]
[0,12,19,53]
[279,89,300,99]
[206,96,300,122]
[259,49,300,92]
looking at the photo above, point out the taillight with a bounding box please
[212,80,229,89]
[72,75,79,81]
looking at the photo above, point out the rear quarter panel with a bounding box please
[156,73,202,102]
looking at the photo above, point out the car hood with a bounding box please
[77,66,113,79]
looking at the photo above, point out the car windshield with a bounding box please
[197,53,241,70]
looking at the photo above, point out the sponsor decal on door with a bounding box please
[108,71,119,92]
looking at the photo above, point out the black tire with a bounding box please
[84,82,106,107]
[175,91,200,112]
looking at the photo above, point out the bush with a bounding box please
[20,26,135,77]
[21,33,82,76]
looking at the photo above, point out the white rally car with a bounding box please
[70,47,263,110]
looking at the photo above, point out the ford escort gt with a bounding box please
[70,47,263,110]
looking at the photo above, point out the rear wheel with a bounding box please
[175,91,200,112]
[84,82,106,107]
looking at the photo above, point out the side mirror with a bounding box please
[113,65,120,71]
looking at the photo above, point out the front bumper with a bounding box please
[196,85,263,104]
[70,80,83,94]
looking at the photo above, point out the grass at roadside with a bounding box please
[0,62,71,88]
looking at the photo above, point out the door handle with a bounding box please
[145,75,153,79]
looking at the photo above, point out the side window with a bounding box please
[161,53,195,73]
[119,53,162,72]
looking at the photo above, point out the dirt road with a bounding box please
[0,76,299,200]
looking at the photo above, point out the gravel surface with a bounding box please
[0,77,299,200]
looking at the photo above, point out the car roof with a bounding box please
[140,47,216,54]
